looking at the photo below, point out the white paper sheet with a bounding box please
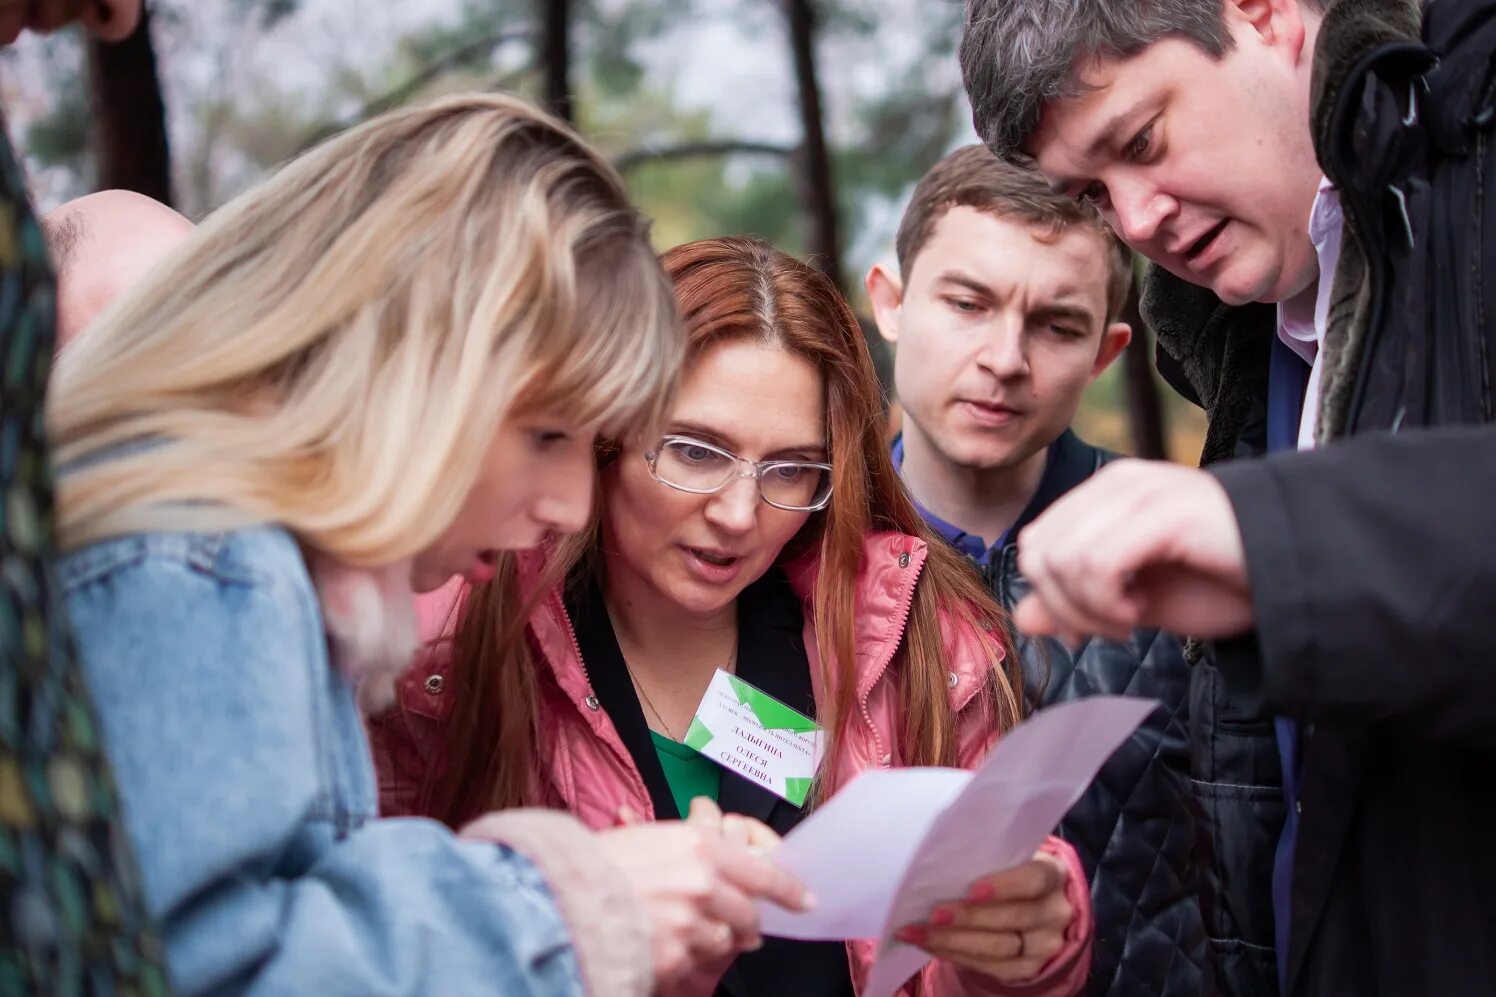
[756,695,1157,997]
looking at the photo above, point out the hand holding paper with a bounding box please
[684,796,782,857]
[756,695,1157,997]
[897,849,1076,984]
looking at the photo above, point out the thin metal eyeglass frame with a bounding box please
[644,434,834,512]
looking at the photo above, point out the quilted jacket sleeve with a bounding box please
[1002,548,1206,996]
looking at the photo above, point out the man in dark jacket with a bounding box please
[865,145,1204,996]
[960,0,1496,995]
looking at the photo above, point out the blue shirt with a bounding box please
[1266,334,1311,988]
[890,435,1014,574]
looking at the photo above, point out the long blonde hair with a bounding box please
[48,93,680,565]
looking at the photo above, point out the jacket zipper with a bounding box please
[549,587,655,817]
[1476,115,1495,420]
[994,545,1016,607]
[854,547,928,766]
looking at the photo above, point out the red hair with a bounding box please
[426,237,1022,825]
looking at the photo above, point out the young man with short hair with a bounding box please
[959,1,1496,995]
[867,144,1203,996]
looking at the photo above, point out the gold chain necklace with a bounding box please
[625,647,737,743]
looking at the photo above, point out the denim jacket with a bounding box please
[59,524,652,996]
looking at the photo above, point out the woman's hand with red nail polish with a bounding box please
[904,851,1076,984]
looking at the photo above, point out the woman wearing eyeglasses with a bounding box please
[370,236,1094,997]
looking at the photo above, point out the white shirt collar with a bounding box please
[1276,175,1343,362]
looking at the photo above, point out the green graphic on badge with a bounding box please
[688,668,824,806]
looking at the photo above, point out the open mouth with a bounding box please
[688,547,738,567]
[1185,219,1229,263]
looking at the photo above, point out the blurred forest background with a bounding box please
[2,0,1204,459]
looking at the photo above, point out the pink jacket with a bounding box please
[371,531,1092,996]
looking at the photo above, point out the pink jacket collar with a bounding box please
[409,530,998,720]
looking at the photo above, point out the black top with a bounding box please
[565,567,855,997]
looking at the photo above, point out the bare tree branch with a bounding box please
[614,140,796,173]
[298,26,531,151]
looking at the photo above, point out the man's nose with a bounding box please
[1110,177,1177,249]
[978,313,1029,380]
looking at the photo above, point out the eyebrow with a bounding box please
[938,271,1100,326]
[1083,99,1148,160]
[1047,99,1151,195]
[668,422,827,459]
[935,271,995,297]
[1033,302,1099,327]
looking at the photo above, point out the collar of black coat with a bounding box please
[1140,0,1419,467]
[1310,0,1424,168]
[1004,429,1115,544]
[1142,274,1275,466]
[893,428,1112,549]
[563,563,812,829]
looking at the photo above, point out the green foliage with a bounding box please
[7,0,1182,453]
[630,159,801,253]
[397,0,529,73]
[16,0,971,264]
[587,0,666,95]
[229,0,299,29]
[24,80,88,169]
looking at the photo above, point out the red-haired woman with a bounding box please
[371,237,1093,996]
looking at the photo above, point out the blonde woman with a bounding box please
[46,94,808,996]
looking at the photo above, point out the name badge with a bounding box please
[686,668,824,807]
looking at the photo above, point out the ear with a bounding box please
[1226,0,1310,61]
[864,263,904,345]
[1091,321,1133,380]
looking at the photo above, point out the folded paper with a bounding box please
[756,695,1157,997]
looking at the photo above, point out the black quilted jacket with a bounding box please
[982,432,1206,996]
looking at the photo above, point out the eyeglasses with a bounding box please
[644,435,833,512]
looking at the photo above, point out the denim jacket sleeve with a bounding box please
[59,527,650,996]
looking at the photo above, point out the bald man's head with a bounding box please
[42,190,194,350]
